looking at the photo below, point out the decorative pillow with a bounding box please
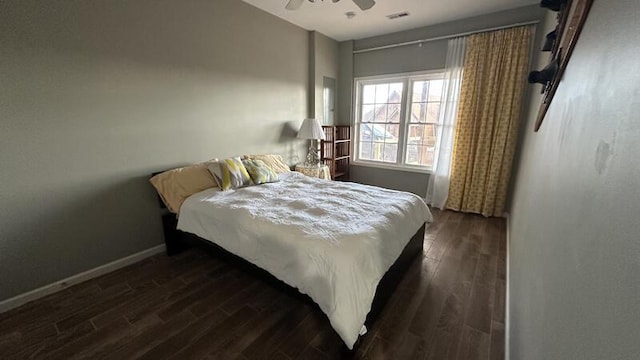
[209,157,253,191]
[242,159,280,185]
[243,154,291,174]
[205,160,224,190]
[150,164,217,213]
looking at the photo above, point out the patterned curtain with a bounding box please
[445,26,532,217]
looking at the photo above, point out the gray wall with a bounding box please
[0,0,309,301]
[506,11,550,212]
[311,32,340,124]
[339,5,545,197]
[349,166,428,197]
[337,41,354,127]
[352,5,545,78]
[508,1,640,359]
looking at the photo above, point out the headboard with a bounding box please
[150,171,168,210]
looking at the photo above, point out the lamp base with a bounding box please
[304,141,321,167]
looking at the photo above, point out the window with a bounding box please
[354,72,445,171]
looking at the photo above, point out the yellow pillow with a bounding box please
[150,164,217,213]
[243,154,291,174]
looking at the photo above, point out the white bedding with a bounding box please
[177,172,432,349]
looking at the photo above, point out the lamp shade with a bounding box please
[297,118,326,140]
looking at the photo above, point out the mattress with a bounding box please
[177,172,432,349]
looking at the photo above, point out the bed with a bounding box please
[156,170,432,350]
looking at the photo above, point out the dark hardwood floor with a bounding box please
[0,210,506,360]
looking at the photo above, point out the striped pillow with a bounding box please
[242,159,279,185]
[207,157,253,191]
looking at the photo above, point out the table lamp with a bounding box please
[297,118,326,167]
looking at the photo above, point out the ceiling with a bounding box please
[242,0,538,41]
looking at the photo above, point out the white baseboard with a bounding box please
[0,244,166,314]
[505,212,511,360]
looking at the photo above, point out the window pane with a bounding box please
[359,124,372,142]
[371,142,384,162]
[362,124,399,163]
[359,123,374,161]
[359,141,374,161]
[407,124,437,147]
[388,103,401,123]
[412,81,429,103]
[373,104,388,122]
[375,84,389,104]
[360,123,397,140]
[425,124,437,146]
[407,124,422,149]
[405,143,421,165]
[428,80,444,102]
[389,83,404,103]
[406,145,435,167]
[356,74,442,168]
[361,104,374,122]
[405,123,437,167]
[382,124,399,162]
[362,85,376,104]
[385,124,400,140]
[426,102,441,123]
[407,124,421,143]
[424,146,435,167]
[383,143,398,163]
[411,103,427,123]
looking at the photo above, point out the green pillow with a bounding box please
[242,159,279,185]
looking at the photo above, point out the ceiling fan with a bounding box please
[285,0,376,11]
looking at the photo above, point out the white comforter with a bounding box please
[177,172,432,349]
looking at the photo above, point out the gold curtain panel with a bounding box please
[446,26,532,217]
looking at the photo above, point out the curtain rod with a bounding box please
[352,20,539,54]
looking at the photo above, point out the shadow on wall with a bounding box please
[279,121,303,166]
[0,173,165,300]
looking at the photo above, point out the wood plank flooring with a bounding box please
[0,210,506,359]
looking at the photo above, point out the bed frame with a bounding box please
[153,173,425,351]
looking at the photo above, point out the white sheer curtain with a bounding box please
[426,37,466,209]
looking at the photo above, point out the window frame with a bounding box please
[352,70,446,173]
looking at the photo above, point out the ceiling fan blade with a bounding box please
[352,0,375,10]
[285,0,305,10]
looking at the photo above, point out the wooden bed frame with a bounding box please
[154,173,425,351]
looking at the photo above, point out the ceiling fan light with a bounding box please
[285,0,305,10]
[353,0,375,10]
[285,0,375,11]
